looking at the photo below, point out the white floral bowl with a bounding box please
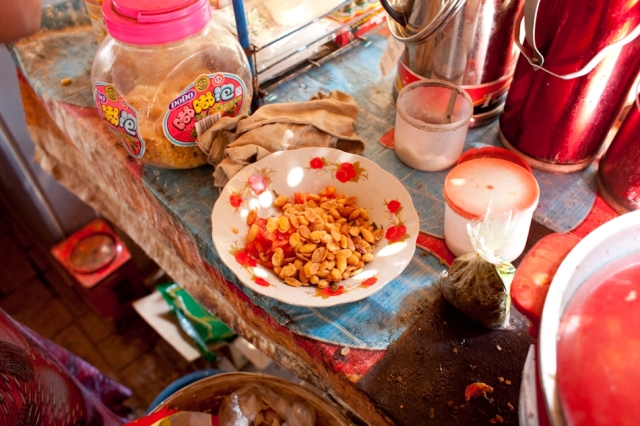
[211,147,419,307]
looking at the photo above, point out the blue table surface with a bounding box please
[140,34,596,350]
[13,2,596,350]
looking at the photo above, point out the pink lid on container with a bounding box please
[444,158,540,220]
[102,0,211,45]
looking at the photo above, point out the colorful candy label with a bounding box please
[163,73,247,146]
[94,82,145,158]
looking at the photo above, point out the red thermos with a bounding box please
[499,0,640,173]
[598,92,640,214]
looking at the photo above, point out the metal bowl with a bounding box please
[538,210,640,425]
[150,372,352,426]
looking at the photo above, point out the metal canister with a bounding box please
[385,0,524,127]
[499,0,640,173]
[597,91,640,215]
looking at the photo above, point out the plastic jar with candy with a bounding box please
[91,0,252,169]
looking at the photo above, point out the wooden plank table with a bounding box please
[11,2,620,424]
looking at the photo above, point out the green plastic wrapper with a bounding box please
[157,283,236,361]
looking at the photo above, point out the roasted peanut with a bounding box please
[299,243,317,253]
[266,217,278,233]
[309,230,327,242]
[311,247,326,263]
[246,224,259,243]
[280,264,297,278]
[299,225,311,240]
[341,206,354,218]
[339,234,348,249]
[317,270,330,278]
[278,216,290,233]
[360,227,375,244]
[245,186,380,289]
[284,277,302,287]
[274,195,288,207]
[338,249,352,259]
[246,209,257,225]
[329,226,341,242]
[298,215,310,226]
[289,233,301,249]
[304,261,320,277]
[304,210,317,222]
[326,242,340,253]
[272,248,284,267]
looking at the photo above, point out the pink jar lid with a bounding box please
[444,158,540,220]
[102,0,211,45]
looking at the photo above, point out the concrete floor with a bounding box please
[0,191,298,421]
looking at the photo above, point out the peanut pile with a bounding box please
[246,186,383,288]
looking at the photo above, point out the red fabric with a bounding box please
[568,192,619,238]
[379,128,395,149]
[124,408,178,425]
[416,232,455,267]
[0,309,131,426]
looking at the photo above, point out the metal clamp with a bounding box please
[514,0,640,80]
[387,0,466,45]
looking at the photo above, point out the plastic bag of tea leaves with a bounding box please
[440,208,517,328]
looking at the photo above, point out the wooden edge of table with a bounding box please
[18,73,400,425]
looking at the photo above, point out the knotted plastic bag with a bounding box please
[218,383,316,426]
[440,208,517,329]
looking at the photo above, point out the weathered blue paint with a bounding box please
[12,1,596,348]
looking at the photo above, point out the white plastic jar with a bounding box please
[443,158,540,261]
[91,0,252,169]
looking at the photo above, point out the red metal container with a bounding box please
[499,0,640,173]
[597,92,640,214]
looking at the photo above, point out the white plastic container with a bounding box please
[394,80,473,171]
[443,158,540,261]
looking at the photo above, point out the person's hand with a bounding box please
[0,0,42,44]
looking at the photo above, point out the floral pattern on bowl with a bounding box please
[212,147,419,307]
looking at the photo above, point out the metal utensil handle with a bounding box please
[442,88,458,124]
[379,0,408,27]
[513,0,640,80]
[387,0,466,45]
